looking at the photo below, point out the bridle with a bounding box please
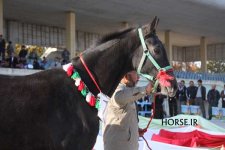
[137,28,175,150]
[137,28,173,92]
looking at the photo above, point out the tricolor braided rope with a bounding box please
[67,65,100,109]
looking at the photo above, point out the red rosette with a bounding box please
[156,70,174,87]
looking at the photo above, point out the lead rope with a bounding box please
[140,94,156,150]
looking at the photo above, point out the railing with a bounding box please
[0,68,42,76]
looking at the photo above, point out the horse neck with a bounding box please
[73,31,141,97]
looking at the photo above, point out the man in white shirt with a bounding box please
[195,79,206,118]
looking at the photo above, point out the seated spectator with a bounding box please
[33,58,40,70]
[144,95,149,102]
[6,52,19,68]
[50,57,62,69]
[61,48,70,64]
[40,56,48,70]
[19,45,28,65]
[61,59,68,65]
[6,41,14,58]
[28,49,38,61]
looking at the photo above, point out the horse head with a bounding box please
[72,17,177,97]
[132,17,177,97]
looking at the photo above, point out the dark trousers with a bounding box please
[154,102,164,119]
[0,49,5,61]
[208,102,218,120]
[169,97,177,117]
[222,100,225,108]
[177,100,186,114]
[195,97,206,118]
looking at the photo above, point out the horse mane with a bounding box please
[96,28,134,45]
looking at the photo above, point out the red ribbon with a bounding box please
[78,81,85,91]
[67,65,74,76]
[89,95,96,106]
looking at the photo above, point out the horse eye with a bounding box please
[154,48,160,54]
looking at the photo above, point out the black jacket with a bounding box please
[207,89,220,106]
[187,86,197,99]
[176,86,187,101]
[196,86,206,100]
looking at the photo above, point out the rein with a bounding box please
[140,94,157,150]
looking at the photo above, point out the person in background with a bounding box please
[176,80,187,113]
[186,80,198,105]
[28,49,38,62]
[195,79,206,118]
[61,48,70,64]
[154,86,167,119]
[6,41,14,58]
[7,52,18,68]
[0,34,6,61]
[40,56,48,69]
[103,71,153,150]
[18,45,28,65]
[33,58,40,70]
[207,84,220,120]
[168,95,177,117]
[50,57,62,69]
[221,85,225,108]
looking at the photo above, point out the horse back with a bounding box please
[0,69,99,150]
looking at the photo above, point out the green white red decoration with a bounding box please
[67,65,100,109]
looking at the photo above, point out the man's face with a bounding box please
[181,81,185,86]
[198,82,202,86]
[212,85,216,90]
[189,81,194,86]
[126,71,139,87]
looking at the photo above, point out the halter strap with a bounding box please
[138,28,161,70]
[137,28,173,91]
[79,53,102,93]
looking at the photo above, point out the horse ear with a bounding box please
[141,16,159,37]
[150,16,158,32]
[155,18,159,30]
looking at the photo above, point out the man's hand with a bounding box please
[139,128,147,137]
[186,100,190,106]
[145,82,153,95]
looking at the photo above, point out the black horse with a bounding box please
[0,17,177,150]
